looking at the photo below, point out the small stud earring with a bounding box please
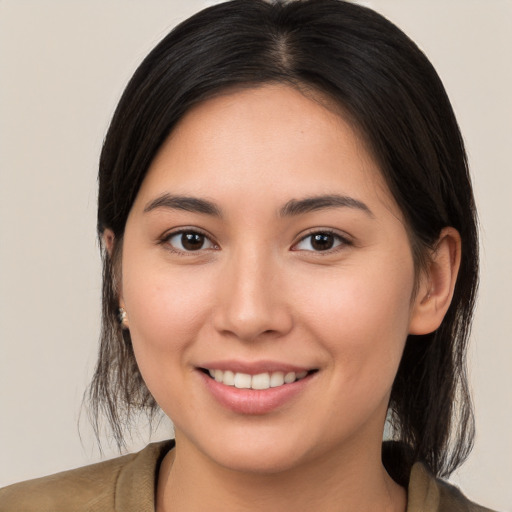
[118,307,129,328]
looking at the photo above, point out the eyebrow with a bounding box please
[143,193,373,219]
[144,194,223,217]
[279,194,374,218]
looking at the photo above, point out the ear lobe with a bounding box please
[409,227,461,335]
[118,306,129,329]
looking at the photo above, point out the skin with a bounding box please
[106,84,460,511]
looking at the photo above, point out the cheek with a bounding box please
[121,258,219,416]
[121,250,216,365]
[296,254,415,385]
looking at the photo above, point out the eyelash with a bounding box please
[291,229,352,254]
[159,228,352,255]
[160,228,219,255]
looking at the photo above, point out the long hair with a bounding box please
[90,0,478,481]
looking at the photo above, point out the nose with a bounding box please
[212,249,293,342]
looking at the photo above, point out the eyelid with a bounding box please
[158,226,352,254]
[291,228,353,252]
[159,227,219,253]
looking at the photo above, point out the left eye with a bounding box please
[166,231,216,252]
[293,232,346,252]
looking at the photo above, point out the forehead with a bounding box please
[133,84,400,220]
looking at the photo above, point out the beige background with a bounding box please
[0,1,511,510]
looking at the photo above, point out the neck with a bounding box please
[156,436,406,512]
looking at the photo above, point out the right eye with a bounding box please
[165,230,217,252]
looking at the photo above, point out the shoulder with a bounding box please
[0,452,134,512]
[0,440,173,512]
[408,463,498,512]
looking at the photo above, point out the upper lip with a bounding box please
[198,360,314,375]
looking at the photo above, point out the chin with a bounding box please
[179,422,315,475]
[211,443,308,475]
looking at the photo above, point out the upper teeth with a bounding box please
[208,369,308,390]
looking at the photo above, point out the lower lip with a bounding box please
[199,371,314,415]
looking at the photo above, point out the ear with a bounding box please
[102,228,116,258]
[409,227,461,335]
[102,229,128,325]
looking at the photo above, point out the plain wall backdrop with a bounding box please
[0,1,511,510]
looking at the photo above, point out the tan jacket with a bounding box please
[0,440,495,511]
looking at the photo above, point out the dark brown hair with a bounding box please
[89,0,478,482]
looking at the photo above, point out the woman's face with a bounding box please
[121,84,426,473]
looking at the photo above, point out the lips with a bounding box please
[197,361,317,415]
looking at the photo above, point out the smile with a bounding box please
[205,369,310,390]
[199,365,318,415]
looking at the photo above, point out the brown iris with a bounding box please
[181,232,206,251]
[310,233,335,251]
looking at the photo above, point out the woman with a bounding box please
[0,0,498,510]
